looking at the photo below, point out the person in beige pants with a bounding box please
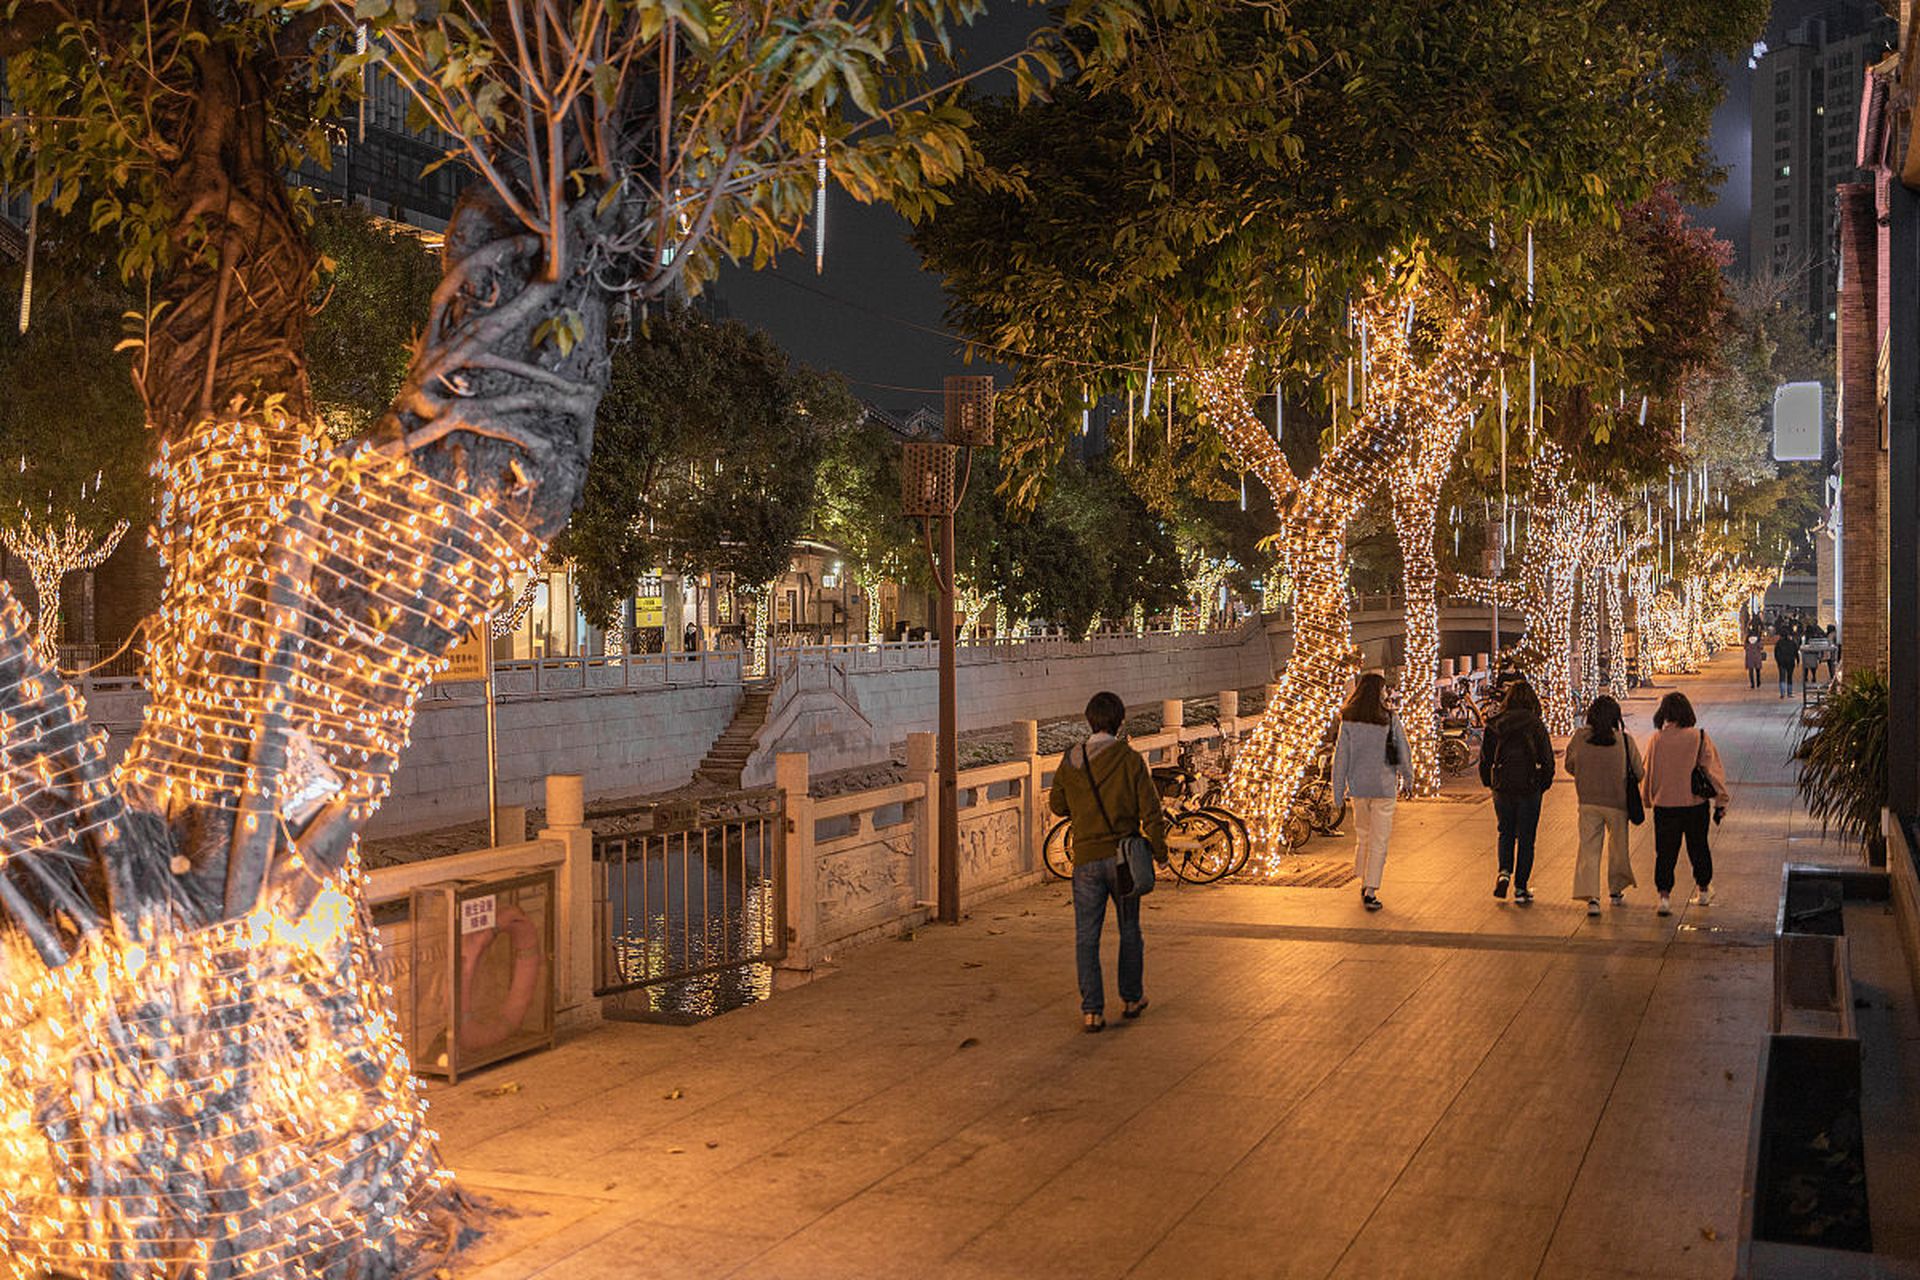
[1562,694,1642,916]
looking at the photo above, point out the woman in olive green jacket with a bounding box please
[1048,691,1168,1032]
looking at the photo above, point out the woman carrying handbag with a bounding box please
[1563,695,1643,916]
[1640,692,1731,917]
[1047,692,1169,1033]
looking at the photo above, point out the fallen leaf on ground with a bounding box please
[667,1147,685,1155]
[479,1082,521,1098]
[663,1088,684,1100]
[958,1037,980,1049]
[1700,1226,1718,1242]
[706,1140,720,1149]
[962,961,985,969]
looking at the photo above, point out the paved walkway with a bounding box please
[430,656,1864,1279]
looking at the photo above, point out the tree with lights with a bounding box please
[913,0,1763,853]
[0,0,1091,1268]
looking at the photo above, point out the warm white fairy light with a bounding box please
[0,400,538,1273]
[1196,287,1489,860]
[0,511,129,665]
[1455,443,1620,734]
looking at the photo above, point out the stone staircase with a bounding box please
[694,683,775,787]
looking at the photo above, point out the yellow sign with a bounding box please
[636,573,664,628]
[437,625,490,684]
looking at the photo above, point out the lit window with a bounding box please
[1781,165,1791,176]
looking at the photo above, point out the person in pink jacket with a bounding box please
[1640,692,1730,917]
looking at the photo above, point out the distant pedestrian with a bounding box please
[1743,633,1766,690]
[1330,672,1413,912]
[1048,691,1169,1033]
[1774,630,1800,698]
[1564,695,1642,916]
[1641,692,1730,917]
[1479,678,1556,904]
[683,623,699,652]
[1824,625,1840,681]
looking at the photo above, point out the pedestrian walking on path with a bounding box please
[1479,679,1556,904]
[1563,694,1642,916]
[1330,672,1412,912]
[1743,633,1766,690]
[1048,691,1168,1033]
[1641,691,1731,917]
[1774,630,1800,697]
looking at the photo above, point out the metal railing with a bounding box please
[591,789,786,1015]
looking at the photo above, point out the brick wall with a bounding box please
[1839,182,1890,671]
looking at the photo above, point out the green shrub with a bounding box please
[1795,668,1889,860]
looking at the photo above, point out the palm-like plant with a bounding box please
[1795,669,1890,860]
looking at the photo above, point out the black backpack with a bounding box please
[1491,718,1542,792]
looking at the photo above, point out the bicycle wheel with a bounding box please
[1281,809,1314,852]
[1042,819,1075,880]
[1438,737,1472,775]
[1200,805,1253,876]
[1165,811,1236,883]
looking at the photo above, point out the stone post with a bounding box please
[774,753,817,981]
[494,804,527,845]
[1016,719,1041,872]
[536,773,595,1026]
[1161,698,1184,737]
[906,732,938,910]
[1218,689,1239,737]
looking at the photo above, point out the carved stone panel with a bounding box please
[959,807,1023,890]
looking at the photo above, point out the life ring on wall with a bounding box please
[457,904,543,1052]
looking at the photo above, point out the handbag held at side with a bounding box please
[1624,739,1645,826]
[1689,729,1717,801]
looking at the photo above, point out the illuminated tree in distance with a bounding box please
[0,509,128,665]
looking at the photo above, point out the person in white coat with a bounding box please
[1330,672,1413,911]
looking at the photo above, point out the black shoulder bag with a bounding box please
[1689,729,1718,802]
[1623,737,1645,826]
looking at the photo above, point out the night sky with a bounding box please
[718,1,1836,418]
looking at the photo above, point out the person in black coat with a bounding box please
[1478,679,1556,904]
[1773,630,1800,698]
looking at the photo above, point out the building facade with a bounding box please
[1751,2,1899,345]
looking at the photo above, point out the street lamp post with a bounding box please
[901,376,994,925]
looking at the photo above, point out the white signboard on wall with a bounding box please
[1773,381,1824,461]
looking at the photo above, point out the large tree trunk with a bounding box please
[0,25,620,1271]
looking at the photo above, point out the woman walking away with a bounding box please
[1743,632,1766,690]
[1331,673,1413,911]
[1641,692,1730,917]
[1774,629,1800,698]
[1564,695,1642,916]
[1479,679,1556,903]
[1048,691,1168,1032]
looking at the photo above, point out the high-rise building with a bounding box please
[1750,1,1899,347]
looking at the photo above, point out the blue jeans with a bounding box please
[1072,856,1142,1014]
[1493,791,1543,889]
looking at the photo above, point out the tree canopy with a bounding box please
[548,303,860,620]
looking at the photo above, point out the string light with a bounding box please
[0,511,129,664]
[0,403,537,1272]
[1195,286,1489,858]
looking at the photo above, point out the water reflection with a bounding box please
[605,821,777,1020]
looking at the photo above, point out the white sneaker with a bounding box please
[1657,895,1672,917]
[1587,899,1602,917]
[1610,890,1626,905]
[1694,886,1714,907]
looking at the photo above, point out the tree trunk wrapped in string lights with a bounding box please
[1196,291,1488,856]
[0,511,129,664]
[1454,444,1620,734]
[1387,390,1484,795]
